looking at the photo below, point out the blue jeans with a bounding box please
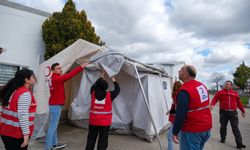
[180,130,210,150]
[45,105,63,150]
[167,123,180,150]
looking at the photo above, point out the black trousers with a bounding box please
[1,135,28,150]
[219,109,243,145]
[85,125,110,150]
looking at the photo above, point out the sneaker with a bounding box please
[220,139,225,143]
[237,144,246,149]
[53,143,67,149]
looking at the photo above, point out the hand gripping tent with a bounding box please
[34,39,173,149]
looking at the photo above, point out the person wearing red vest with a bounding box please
[0,69,37,150]
[85,73,120,150]
[166,81,182,150]
[172,65,212,150]
[210,80,246,149]
[45,62,88,150]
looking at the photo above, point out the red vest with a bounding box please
[179,80,212,132]
[89,92,112,126]
[168,96,177,123]
[0,87,37,138]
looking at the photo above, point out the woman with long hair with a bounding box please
[166,81,182,150]
[0,69,37,150]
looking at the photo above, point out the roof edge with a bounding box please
[0,0,51,17]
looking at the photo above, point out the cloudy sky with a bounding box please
[10,0,250,88]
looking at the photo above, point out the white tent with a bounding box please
[34,39,173,148]
[149,62,185,84]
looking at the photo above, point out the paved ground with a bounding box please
[1,105,249,150]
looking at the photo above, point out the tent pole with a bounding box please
[133,64,163,150]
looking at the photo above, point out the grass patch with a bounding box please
[240,96,249,105]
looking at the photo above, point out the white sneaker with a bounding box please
[53,143,67,149]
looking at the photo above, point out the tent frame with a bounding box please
[133,64,163,150]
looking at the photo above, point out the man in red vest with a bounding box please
[210,80,246,149]
[85,71,120,150]
[172,65,212,150]
[45,62,88,150]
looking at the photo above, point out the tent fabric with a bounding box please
[34,39,104,114]
[34,39,173,142]
[91,51,125,77]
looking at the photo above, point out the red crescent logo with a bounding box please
[199,87,204,94]
[45,66,52,77]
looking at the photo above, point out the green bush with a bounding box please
[42,0,104,60]
[240,96,249,105]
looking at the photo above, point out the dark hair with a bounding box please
[186,66,196,78]
[0,69,34,106]
[96,78,108,91]
[225,80,233,85]
[51,63,59,71]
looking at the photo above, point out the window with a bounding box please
[162,81,168,90]
[0,64,20,86]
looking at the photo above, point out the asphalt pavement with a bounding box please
[0,105,249,150]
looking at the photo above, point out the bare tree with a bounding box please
[210,73,225,91]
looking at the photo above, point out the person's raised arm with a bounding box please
[110,76,120,101]
[81,62,89,69]
[55,62,89,82]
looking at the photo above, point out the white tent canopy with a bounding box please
[34,39,173,146]
[35,39,104,114]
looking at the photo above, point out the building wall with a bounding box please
[0,0,50,78]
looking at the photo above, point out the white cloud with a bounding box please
[204,42,250,66]
[169,0,250,38]
[9,0,250,89]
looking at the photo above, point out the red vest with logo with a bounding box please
[0,86,37,138]
[179,80,212,132]
[89,91,112,126]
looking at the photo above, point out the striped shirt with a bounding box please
[17,91,31,135]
